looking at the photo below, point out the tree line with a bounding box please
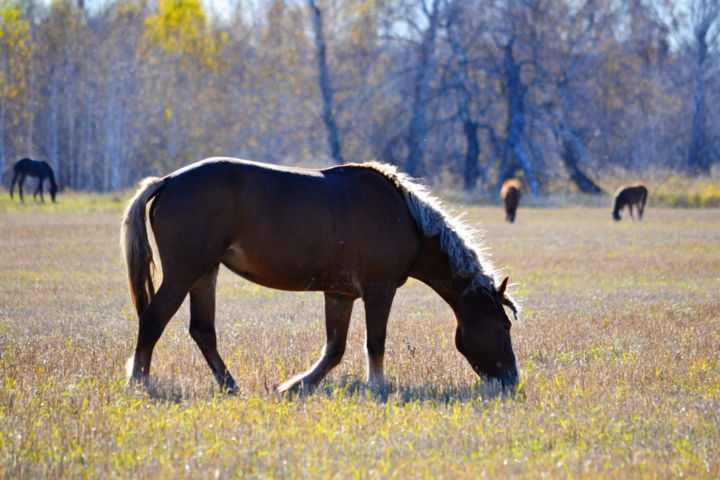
[0,0,718,193]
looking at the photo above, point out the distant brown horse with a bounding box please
[612,183,648,221]
[10,158,58,203]
[501,179,522,223]
[122,158,519,394]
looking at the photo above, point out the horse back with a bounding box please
[617,183,647,204]
[14,158,52,177]
[501,179,522,200]
[149,159,421,292]
[14,158,33,173]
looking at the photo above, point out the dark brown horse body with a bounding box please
[10,158,58,203]
[612,183,648,221]
[501,179,522,223]
[122,158,518,394]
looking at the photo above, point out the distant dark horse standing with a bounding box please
[612,183,648,221]
[10,158,58,203]
[122,158,519,394]
[501,179,522,223]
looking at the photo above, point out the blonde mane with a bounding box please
[363,161,497,296]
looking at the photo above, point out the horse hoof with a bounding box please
[223,385,240,396]
[278,378,313,395]
[124,377,148,394]
[277,380,299,394]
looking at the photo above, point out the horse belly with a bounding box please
[220,222,412,295]
[220,241,345,292]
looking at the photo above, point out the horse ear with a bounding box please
[497,277,518,321]
[502,296,518,321]
[497,276,509,297]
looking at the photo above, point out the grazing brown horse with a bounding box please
[10,158,58,203]
[122,158,519,394]
[612,183,648,221]
[501,179,522,223]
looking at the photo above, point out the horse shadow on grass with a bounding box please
[127,375,522,405]
[126,376,234,404]
[291,375,522,405]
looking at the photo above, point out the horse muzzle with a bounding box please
[474,364,519,390]
[498,369,519,389]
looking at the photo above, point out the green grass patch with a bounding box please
[0,191,127,213]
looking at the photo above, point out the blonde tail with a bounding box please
[120,177,165,316]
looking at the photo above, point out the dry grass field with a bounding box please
[0,193,718,479]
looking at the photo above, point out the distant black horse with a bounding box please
[10,158,58,203]
[612,183,647,221]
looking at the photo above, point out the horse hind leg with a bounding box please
[10,172,19,198]
[128,279,189,388]
[35,179,45,203]
[279,292,354,393]
[17,174,26,203]
[188,265,239,394]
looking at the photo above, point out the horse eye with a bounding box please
[496,361,503,368]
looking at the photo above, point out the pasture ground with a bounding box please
[0,193,718,478]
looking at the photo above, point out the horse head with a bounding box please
[50,183,58,202]
[454,277,518,388]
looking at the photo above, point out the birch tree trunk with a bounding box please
[405,0,440,178]
[687,0,718,174]
[446,1,483,192]
[0,98,5,180]
[48,72,60,180]
[308,0,344,164]
[499,41,538,194]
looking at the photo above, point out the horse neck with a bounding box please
[408,235,469,311]
[39,163,57,187]
[612,195,622,214]
[47,169,57,187]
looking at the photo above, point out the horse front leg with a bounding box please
[279,292,354,393]
[188,265,238,394]
[362,287,396,387]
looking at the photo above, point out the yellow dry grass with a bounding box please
[0,194,718,478]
